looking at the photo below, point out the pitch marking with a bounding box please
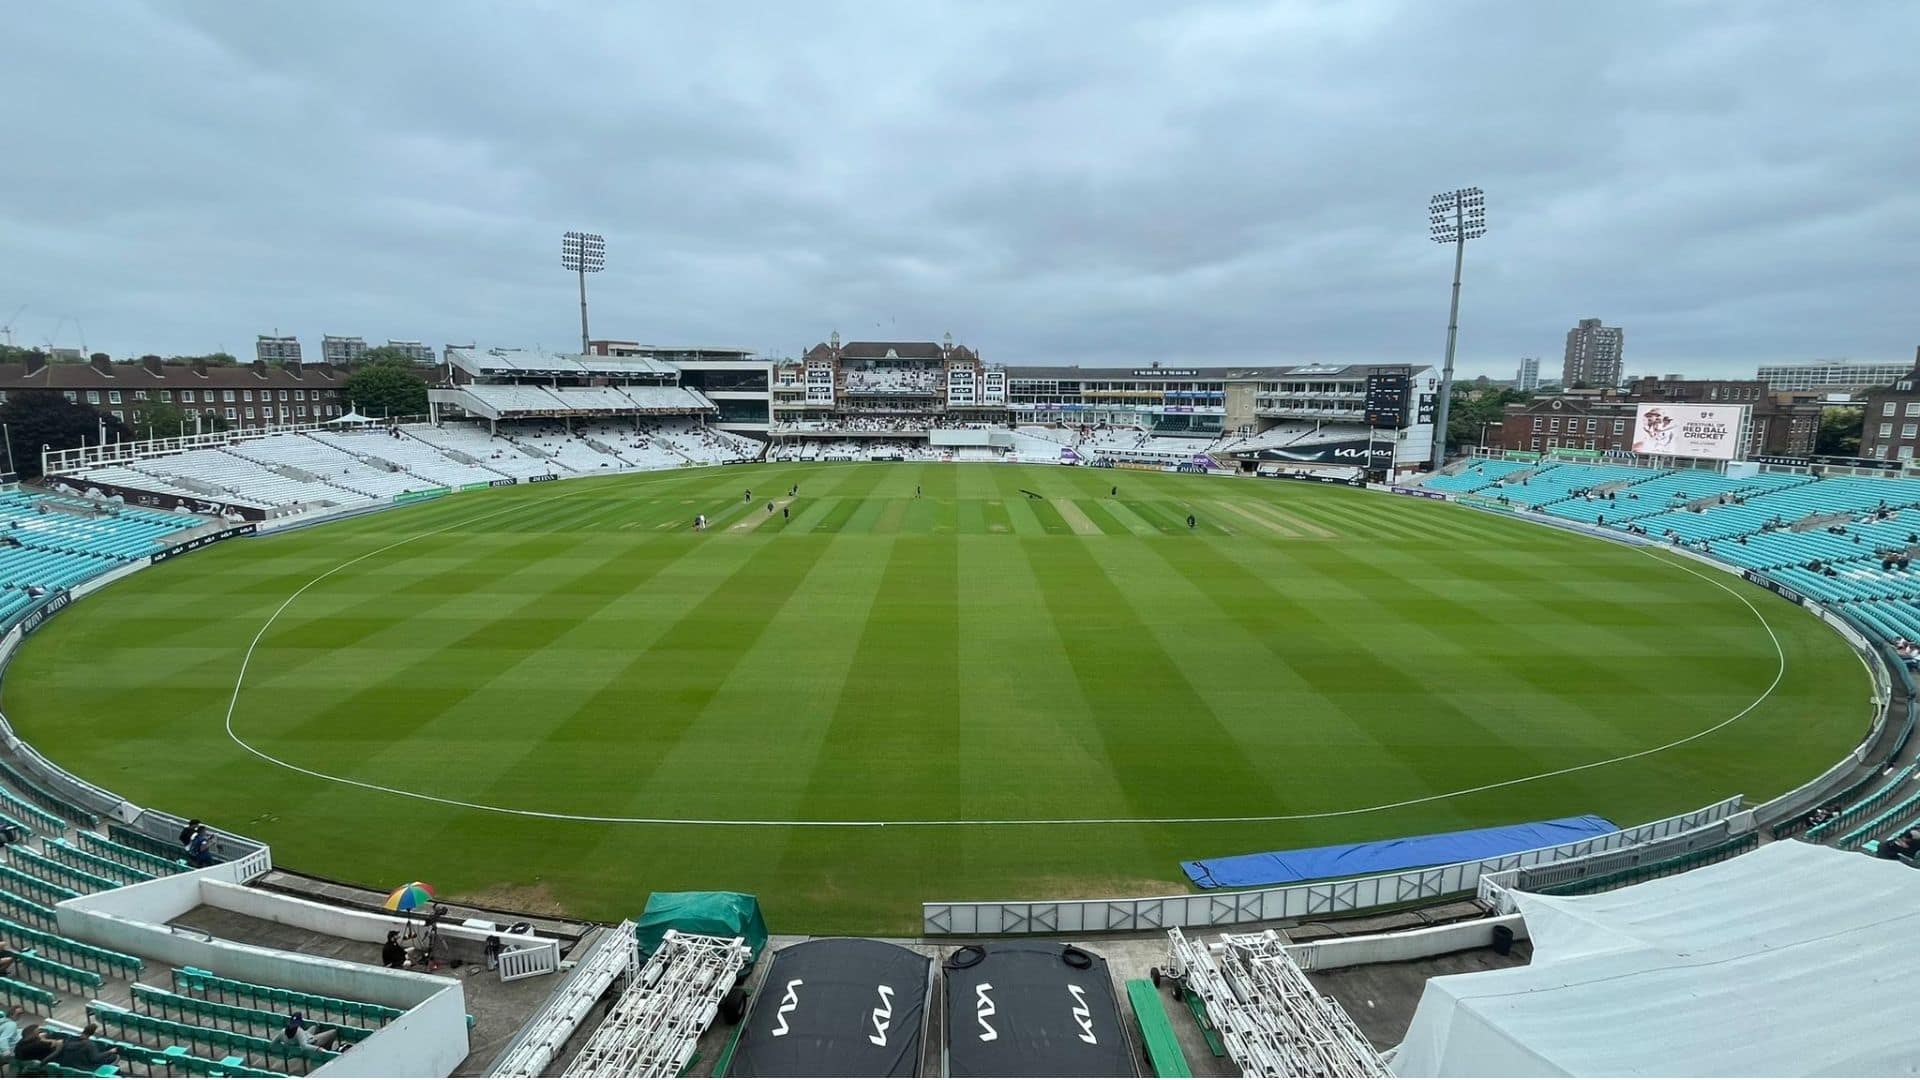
[222,488,1796,828]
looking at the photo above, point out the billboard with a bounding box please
[1631,403,1745,461]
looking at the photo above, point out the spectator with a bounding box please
[0,938,19,977]
[382,930,407,968]
[186,825,215,868]
[54,1023,116,1069]
[276,1013,338,1052]
[178,818,201,849]
[0,1006,25,1057]
[13,1025,60,1063]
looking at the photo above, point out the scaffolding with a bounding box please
[1166,928,1389,1078]
[561,930,752,1078]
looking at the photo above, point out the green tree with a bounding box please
[1446,386,1532,451]
[359,345,423,367]
[130,399,188,440]
[342,358,429,418]
[1816,406,1863,458]
[0,389,128,478]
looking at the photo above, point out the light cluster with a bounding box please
[1428,188,1487,243]
[561,230,606,273]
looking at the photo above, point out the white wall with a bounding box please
[1287,915,1529,973]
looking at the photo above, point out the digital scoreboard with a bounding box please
[1365,367,1413,428]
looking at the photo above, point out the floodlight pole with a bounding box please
[1432,206,1466,471]
[1427,187,1485,473]
[577,261,590,355]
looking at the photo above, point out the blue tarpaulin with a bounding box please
[1181,814,1619,889]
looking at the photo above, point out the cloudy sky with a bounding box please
[4,2,1915,379]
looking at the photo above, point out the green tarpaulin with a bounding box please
[634,891,768,962]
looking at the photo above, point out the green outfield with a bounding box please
[1,464,1869,932]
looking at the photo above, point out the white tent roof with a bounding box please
[328,410,377,424]
[1393,841,1920,1076]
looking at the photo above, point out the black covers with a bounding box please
[943,942,1137,1078]
[729,938,932,1077]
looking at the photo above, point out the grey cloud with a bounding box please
[2,0,1915,378]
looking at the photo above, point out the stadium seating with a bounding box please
[304,429,506,488]
[402,425,556,478]
[171,968,403,1027]
[1420,457,1535,493]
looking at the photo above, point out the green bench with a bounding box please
[1126,978,1194,1077]
[11,951,104,995]
[173,969,401,1028]
[1177,986,1227,1058]
[6,850,118,896]
[131,984,376,1047]
[87,1002,336,1075]
[104,827,200,866]
[0,764,96,829]
[40,840,151,887]
[0,790,65,837]
[0,917,143,981]
[0,888,57,929]
[6,1060,113,1078]
[42,1019,287,1079]
[0,974,58,1012]
[0,865,78,907]
[76,833,186,878]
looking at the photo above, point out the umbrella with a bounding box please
[383,882,436,912]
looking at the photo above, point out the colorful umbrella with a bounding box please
[383,882,435,912]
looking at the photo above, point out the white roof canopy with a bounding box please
[1393,841,1920,1076]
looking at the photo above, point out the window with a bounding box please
[279,390,289,401]
[244,408,255,419]
[224,408,236,420]
[1904,446,1916,461]
[295,389,306,401]
[181,391,195,403]
[1585,439,1596,450]
[1585,418,1597,433]
[133,390,147,401]
[222,390,235,402]
[62,391,75,402]
[1613,418,1626,434]
[1531,418,1543,432]
[243,390,253,402]
[1880,423,1894,437]
[1886,402,1897,416]
[1907,403,1920,417]
[1904,424,1916,438]
[86,391,100,404]
[297,406,308,417]
[108,390,121,404]
[110,410,123,421]
[1530,438,1541,450]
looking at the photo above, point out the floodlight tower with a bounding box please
[1427,187,1486,471]
[561,231,606,354]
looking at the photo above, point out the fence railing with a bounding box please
[922,796,1743,935]
[499,941,561,982]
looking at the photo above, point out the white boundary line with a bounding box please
[217,477,1794,828]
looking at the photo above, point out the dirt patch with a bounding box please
[730,498,794,531]
[460,880,569,917]
[1052,499,1103,536]
[1213,499,1294,537]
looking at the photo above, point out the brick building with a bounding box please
[0,354,353,432]
[1493,377,1821,459]
[1860,350,1920,462]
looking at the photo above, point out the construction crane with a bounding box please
[0,305,23,347]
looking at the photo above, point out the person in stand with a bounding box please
[276,1014,338,1052]
[382,930,407,968]
[179,818,201,849]
[186,825,215,868]
[53,1023,116,1069]
[0,1006,25,1057]
[13,1025,60,1063]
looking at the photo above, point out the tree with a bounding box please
[1816,406,1864,458]
[1446,386,1532,451]
[341,358,429,418]
[130,399,188,440]
[359,345,422,367]
[0,389,128,478]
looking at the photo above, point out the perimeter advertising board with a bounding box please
[1631,403,1746,460]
